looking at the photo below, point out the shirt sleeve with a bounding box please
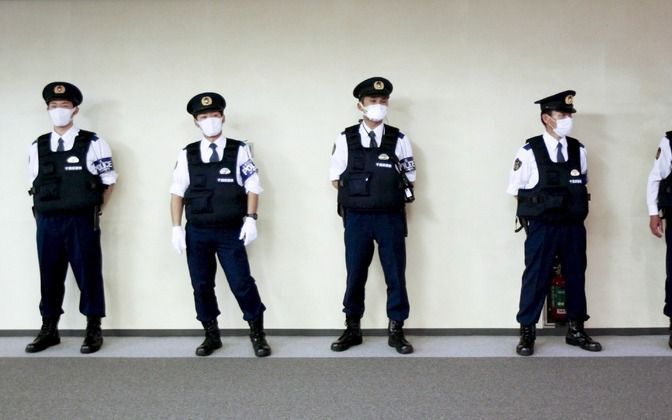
[506,147,534,196]
[396,133,416,183]
[169,149,190,197]
[28,141,38,184]
[236,143,263,195]
[329,133,348,181]
[580,144,588,184]
[647,137,672,215]
[87,136,118,185]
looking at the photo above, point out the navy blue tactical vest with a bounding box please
[657,132,672,210]
[184,139,247,228]
[32,130,104,214]
[337,124,405,211]
[516,136,589,222]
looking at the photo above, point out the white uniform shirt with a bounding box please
[646,134,672,215]
[170,135,263,197]
[28,125,118,185]
[329,122,416,182]
[507,131,588,196]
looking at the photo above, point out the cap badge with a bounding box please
[570,169,580,177]
[373,81,384,90]
[54,85,66,94]
[565,95,574,105]
[201,96,212,106]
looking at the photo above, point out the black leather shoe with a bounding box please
[388,320,413,354]
[196,319,222,357]
[25,318,60,353]
[249,316,271,357]
[331,316,363,352]
[566,320,602,352]
[516,324,536,356]
[81,317,104,354]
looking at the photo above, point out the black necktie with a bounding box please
[56,138,64,152]
[556,143,565,163]
[368,131,378,148]
[209,143,219,163]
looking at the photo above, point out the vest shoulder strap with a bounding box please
[380,125,400,154]
[526,136,551,165]
[344,124,362,150]
[185,141,202,165]
[36,133,52,158]
[223,138,243,162]
[72,130,96,155]
[566,137,582,166]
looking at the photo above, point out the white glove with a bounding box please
[171,226,187,255]
[239,217,257,246]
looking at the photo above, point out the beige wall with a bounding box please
[1,0,671,330]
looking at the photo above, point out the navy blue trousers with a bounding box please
[185,224,265,323]
[36,211,105,319]
[517,220,588,325]
[342,210,409,321]
[664,218,672,318]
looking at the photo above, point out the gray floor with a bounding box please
[1,335,672,358]
[2,356,672,419]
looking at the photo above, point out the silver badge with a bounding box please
[378,153,390,161]
[67,156,80,163]
[219,167,231,175]
[570,169,580,177]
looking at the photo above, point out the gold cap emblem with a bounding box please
[373,81,384,90]
[565,95,574,105]
[54,85,66,94]
[201,96,212,106]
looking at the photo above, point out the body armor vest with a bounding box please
[184,139,247,228]
[516,136,589,222]
[31,130,104,214]
[337,124,405,211]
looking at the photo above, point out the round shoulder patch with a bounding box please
[513,158,522,171]
[656,147,661,160]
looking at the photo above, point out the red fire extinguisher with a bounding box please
[548,262,567,322]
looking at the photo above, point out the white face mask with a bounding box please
[48,108,74,127]
[362,104,388,122]
[553,116,573,138]
[197,117,223,137]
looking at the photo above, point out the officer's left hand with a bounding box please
[650,215,664,238]
[239,217,257,246]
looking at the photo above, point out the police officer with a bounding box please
[646,130,672,348]
[329,77,416,354]
[507,90,601,356]
[26,82,117,354]
[170,92,270,357]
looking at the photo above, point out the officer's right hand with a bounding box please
[650,215,664,238]
[171,226,187,254]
